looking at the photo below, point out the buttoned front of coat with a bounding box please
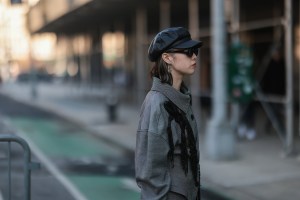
[135,77,200,200]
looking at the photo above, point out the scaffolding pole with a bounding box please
[284,0,294,155]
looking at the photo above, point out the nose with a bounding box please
[192,53,197,59]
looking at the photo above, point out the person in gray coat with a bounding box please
[135,27,203,200]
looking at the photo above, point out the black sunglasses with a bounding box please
[166,48,199,57]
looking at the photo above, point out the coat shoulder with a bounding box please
[138,91,169,135]
[141,90,168,112]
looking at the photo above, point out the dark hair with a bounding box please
[150,56,173,85]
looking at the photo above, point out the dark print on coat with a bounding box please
[163,100,199,187]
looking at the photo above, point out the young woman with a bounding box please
[135,27,203,200]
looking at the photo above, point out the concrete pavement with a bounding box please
[1,81,300,200]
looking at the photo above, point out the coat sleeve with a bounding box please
[135,104,170,200]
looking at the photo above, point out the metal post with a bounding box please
[211,0,226,121]
[29,36,37,100]
[205,0,236,160]
[0,135,41,200]
[284,0,294,155]
[160,0,170,29]
[7,142,11,200]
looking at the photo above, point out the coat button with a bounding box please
[191,114,194,120]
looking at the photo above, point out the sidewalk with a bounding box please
[1,81,300,200]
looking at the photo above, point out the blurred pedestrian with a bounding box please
[261,48,285,96]
[260,48,285,133]
[135,27,203,200]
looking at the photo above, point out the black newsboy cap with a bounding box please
[148,27,203,62]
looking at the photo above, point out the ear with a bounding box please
[162,53,173,64]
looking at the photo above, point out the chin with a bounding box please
[189,69,196,74]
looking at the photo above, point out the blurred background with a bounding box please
[0,0,300,199]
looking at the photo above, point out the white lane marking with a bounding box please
[17,132,88,200]
[122,178,140,192]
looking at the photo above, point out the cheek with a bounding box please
[172,56,191,71]
[180,60,190,69]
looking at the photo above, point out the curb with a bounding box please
[0,92,136,154]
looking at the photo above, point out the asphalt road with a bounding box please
[0,94,138,200]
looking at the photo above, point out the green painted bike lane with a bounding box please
[10,117,139,200]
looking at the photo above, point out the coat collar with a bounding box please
[151,77,191,113]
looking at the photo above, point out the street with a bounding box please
[1,1,300,199]
[0,94,139,200]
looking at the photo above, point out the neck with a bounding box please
[172,73,183,91]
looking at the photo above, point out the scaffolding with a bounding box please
[205,0,298,159]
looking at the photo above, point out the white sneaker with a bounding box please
[237,125,247,138]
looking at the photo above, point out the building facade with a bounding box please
[25,0,300,152]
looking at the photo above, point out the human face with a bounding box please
[167,48,198,77]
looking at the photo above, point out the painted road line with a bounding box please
[3,117,139,199]
[2,118,88,200]
[122,178,140,192]
[0,190,3,200]
[15,130,88,200]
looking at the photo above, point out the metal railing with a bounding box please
[0,134,40,200]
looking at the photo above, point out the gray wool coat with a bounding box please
[135,77,200,200]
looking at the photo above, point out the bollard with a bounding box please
[106,94,118,122]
